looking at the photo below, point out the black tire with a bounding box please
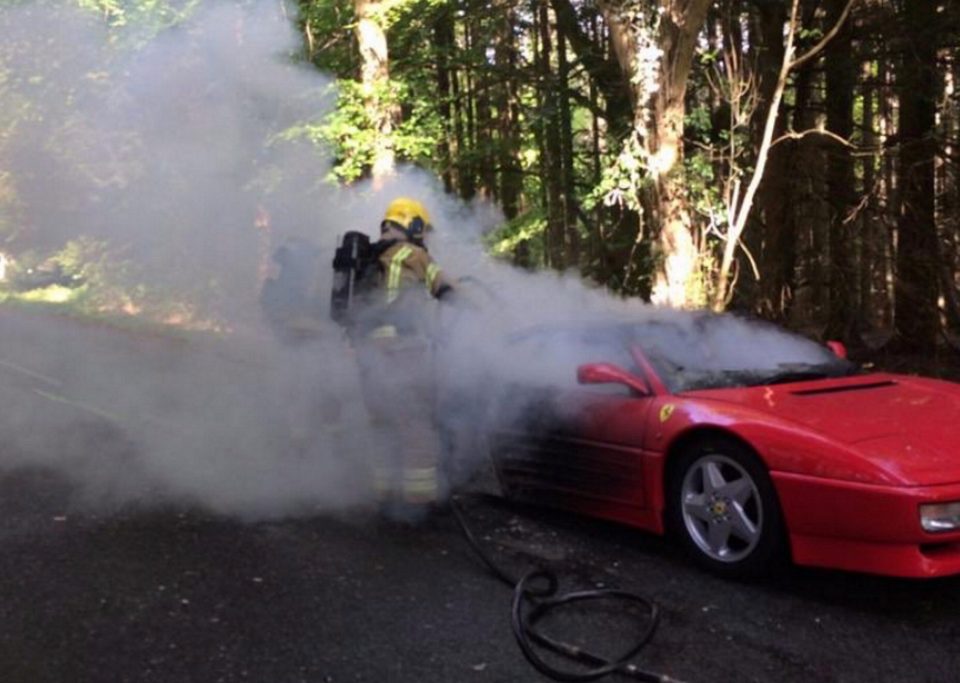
[666,436,787,578]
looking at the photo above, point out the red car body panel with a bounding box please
[683,374,960,485]
[492,353,960,578]
[775,473,960,577]
[644,378,960,578]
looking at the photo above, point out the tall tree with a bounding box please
[551,0,632,131]
[354,0,397,182]
[596,0,713,306]
[711,0,855,312]
[754,0,792,320]
[494,0,522,220]
[824,0,859,344]
[894,0,940,352]
[557,23,580,266]
[538,0,566,268]
[434,2,456,193]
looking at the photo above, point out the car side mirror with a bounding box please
[577,362,650,395]
[826,340,848,359]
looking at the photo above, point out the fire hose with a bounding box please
[448,495,687,683]
[428,279,684,680]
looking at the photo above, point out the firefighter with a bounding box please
[351,196,453,519]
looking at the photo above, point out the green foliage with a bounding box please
[54,236,118,285]
[485,208,547,264]
[382,0,445,28]
[797,27,824,42]
[685,103,713,143]
[394,96,444,165]
[0,170,20,242]
[74,0,203,48]
[0,283,82,306]
[76,0,199,29]
[0,234,227,330]
[688,246,717,310]
[76,0,125,23]
[2,236,130,307]
[698,48,720,66]
[280,80,383,183]
[684,151,722,223]
[297,0,354,75]
[281,80,377,183]
[682,129,727,310]
[584,134,648,214]
[282,76,444,184]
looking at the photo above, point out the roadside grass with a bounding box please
[0,283,220,340]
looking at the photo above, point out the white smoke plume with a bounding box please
[0,0,377,518]
[0,0,839,520]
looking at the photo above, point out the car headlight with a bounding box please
[920,502,960,532]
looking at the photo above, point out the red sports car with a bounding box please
[484,315,960,578]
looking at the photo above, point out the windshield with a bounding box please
[500,315,858,394]
[621,315,859,393]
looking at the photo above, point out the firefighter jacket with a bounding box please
[354,239,450,340]
[378,240,448,298]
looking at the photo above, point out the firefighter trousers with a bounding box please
[354,334,442,506]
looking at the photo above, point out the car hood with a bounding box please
[687,373,960,485]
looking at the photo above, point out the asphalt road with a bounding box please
[2,309,960,683]
[3,472,960,683]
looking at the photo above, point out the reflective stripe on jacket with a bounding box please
[378,241,448,300]
[402,466,439,503]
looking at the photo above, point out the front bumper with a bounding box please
[773,472,960,578]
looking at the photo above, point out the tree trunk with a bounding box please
[476,83,496,201]
[646,1,712,307]
[460,17,477,200]
[495,0,522,220]
[786,56,828,330]
[558,24,580,266]
[754,0,791,320]
[585,11,607,280]
[879,55,896,330]
[893,0,940,353]
[551,0,632,132]
[538,0,565,268]
[859,59,878,333]
[732,1,765,312]
[823,0,859,346]
[354,0,396,182]
[943,53,960,336]
[594,0,710,305]
[434,4,455,194]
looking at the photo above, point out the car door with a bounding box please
[490,330,656,517]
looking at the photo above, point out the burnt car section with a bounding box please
[491,387,652,521]
[483,324,655,529]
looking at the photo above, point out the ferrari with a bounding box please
[483,314,960,579]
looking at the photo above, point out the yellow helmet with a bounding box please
[382,197,432,240]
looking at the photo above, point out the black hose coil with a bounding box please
[450,496,684,683]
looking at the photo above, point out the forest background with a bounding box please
[1,0,958,361]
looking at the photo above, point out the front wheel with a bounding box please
[666,437,786,578]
